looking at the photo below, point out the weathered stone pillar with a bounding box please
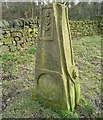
[35,3,80,112]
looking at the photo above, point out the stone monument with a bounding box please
[35,3,80,112]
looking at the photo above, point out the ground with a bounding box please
[1,35,102,119]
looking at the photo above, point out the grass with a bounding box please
[72,35,101,118]
[1,35,101,118]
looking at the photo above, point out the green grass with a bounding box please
[1,54,17,61]
[77,96,99,118]
[27,46,37,54]
[2,35,101,118]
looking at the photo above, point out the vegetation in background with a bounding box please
[68,2,102,20]
[2,1,103,20]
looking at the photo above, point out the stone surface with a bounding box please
[35,3,80,112]
[1,18,38,52]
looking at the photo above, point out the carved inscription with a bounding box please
[40,7,53,41]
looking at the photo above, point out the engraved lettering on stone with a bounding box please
[41,8,53,40]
